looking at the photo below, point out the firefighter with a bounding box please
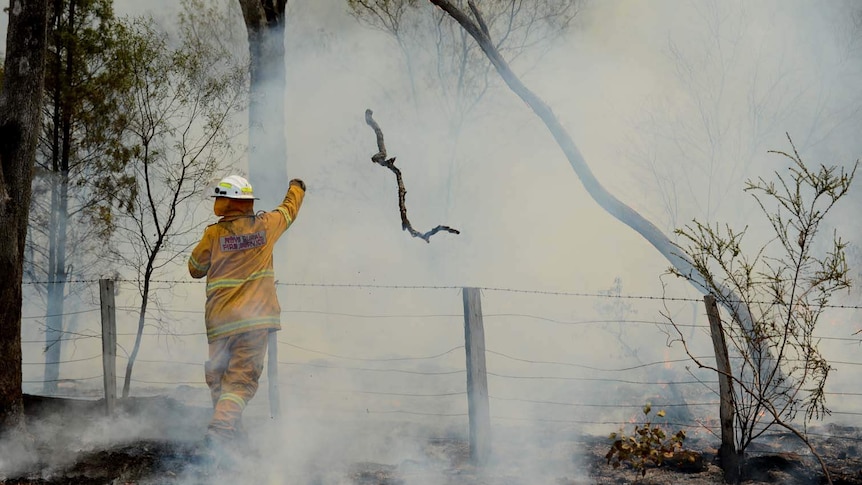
[188,174,305,460]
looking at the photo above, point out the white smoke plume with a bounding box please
[3,0,862,483]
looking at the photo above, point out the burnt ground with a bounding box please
[0,394,860,485]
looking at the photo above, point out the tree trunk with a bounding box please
[43,262,63,393]
[44,150,70,394]
[0,0,50,432]
[122,249,155,398]
[121,293,147,399]
[43,0,75,394]
[44,168,61,394]
[44,0,63,395]
[237,0,287,209]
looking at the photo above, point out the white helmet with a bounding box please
[212,175,257,200]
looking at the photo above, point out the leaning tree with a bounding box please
[350,0,761,347]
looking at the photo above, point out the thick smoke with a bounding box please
[4,0,862,483]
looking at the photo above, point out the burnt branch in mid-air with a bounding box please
[364,109,460,243]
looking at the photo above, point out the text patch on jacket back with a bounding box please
[220,231,267,252]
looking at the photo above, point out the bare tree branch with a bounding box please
[364,109,460,243]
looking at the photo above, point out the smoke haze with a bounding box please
[5,0,862,482]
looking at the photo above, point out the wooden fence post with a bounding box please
[99,279,117,416]
[462,287,491,465]
[267,331,281,420]
[704,294,739,483]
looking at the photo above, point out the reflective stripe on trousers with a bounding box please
[204,329,268,441]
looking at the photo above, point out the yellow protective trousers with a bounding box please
[204,329,269,441]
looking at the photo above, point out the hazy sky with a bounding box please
[6,0,862,479]
[4,1,859,295]
[10,0,862,399]
[8,0,861,382]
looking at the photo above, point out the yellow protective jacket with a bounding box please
[188,185,305,342]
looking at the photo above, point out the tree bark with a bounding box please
[237,0,287,208]
[0,0,50,432]
[121,280,148,399]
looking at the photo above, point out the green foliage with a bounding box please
[667,135,857,458]
[27,0,143,286]
[605,404,686,479]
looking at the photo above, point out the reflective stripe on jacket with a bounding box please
[188,185,305,342]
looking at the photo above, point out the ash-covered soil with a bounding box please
[1,394,860,485]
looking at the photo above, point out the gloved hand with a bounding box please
[290,178,306,191]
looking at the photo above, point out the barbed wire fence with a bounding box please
[19,279,862,452]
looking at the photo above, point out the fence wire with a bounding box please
[18,279,862,444]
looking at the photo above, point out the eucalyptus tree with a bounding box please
[0,0,50,432]
[111,14,246,398]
